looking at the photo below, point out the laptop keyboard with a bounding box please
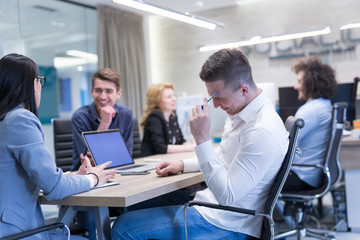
[117,164,144,170]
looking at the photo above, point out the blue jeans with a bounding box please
[77,189,195,239]
[111,205,259,240]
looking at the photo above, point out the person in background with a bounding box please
[0,53,116,239]
[71,68,133,171]
[140,83,195,157]
[282,56,338,191]
[71,68,133,239]
[111,48,289,239]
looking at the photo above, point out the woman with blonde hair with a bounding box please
[140,83,195,157]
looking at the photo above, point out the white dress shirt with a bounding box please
[182,91,289,238]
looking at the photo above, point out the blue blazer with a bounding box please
[0,106,90,239]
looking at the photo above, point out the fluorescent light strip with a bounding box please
[66,50,98,62]
[112,0,223,30]
[199,27,331,52]
[340,23,360,30]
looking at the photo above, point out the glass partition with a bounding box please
[0,0,97,122]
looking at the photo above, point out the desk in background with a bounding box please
[40,151,203,240]
[339,136,360,232]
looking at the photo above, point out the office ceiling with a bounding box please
[68,0,240,14]
[0,0,259,66]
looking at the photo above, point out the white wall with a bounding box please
[148,0,360,98]
[147,0,360,134]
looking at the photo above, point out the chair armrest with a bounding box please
[1,223,66,240]
[295,147,303,158]
[292,163,325,169]
[187,200,256,216]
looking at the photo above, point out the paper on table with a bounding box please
[144,158,161,162]
[91,181,119,189]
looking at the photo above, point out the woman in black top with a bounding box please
[140,83,195,157]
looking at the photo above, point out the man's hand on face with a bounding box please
[97,105,116,131]
[189,98,211,145]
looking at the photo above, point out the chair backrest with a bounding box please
[132,118,142,158]
[52,118,73,172]
[323,102,348,190]
[262,116,304,240]
[53,118,142,171]
[280,102,348,200]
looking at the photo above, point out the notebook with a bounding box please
[82,129,155,173]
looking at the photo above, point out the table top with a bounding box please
[341,135,360,146]
[40,151,203,207]
[339,136,360,170]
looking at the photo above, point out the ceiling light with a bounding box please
[236,0,268,5]
[199,27,331,52]
[112,0,224,30]
[54,57,92,68]
[54,50,98,68]
[340,23,360,30]
[66,50,98,62]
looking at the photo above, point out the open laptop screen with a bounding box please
[82,129,134,169]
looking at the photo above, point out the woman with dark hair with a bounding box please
[0,53,116,239]
[283,56,338,191]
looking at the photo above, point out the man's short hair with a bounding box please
[199,48,256,92]
[292,56,337,99]
[92,68,121,90]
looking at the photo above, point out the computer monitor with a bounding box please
[278,82,357,127]
[278,87,304,123]
[331,83,356,126]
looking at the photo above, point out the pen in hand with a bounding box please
[202,91,219,110]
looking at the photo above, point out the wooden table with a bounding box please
[339,136,360,170]
[40,151,203,240]
[339,136,360,232]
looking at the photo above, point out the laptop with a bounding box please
[82,129,155,173]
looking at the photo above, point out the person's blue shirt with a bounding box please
[293,98,332,188]
[0,106,90,238]
[71,102,133,171]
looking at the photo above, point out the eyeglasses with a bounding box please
[37,76,46,88]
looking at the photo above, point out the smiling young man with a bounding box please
[71,68,133,171]
[111,48,289,240]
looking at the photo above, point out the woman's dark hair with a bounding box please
[199,48,256,92]
[0,53,39,120]
[293,56,337,100]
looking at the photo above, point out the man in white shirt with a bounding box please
[111,48,289,240]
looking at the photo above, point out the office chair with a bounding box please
[1,223,69,240]
[132,118,142,158]
[184,116,305,240]
[52,118,92,236]
[274,102,348,240]
[53,118,74,172]
[53,118,142,169]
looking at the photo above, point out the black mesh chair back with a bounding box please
[53,118,73,172]
[327,102,348,187]
[132,118,142,158]
[262,116,305,239]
